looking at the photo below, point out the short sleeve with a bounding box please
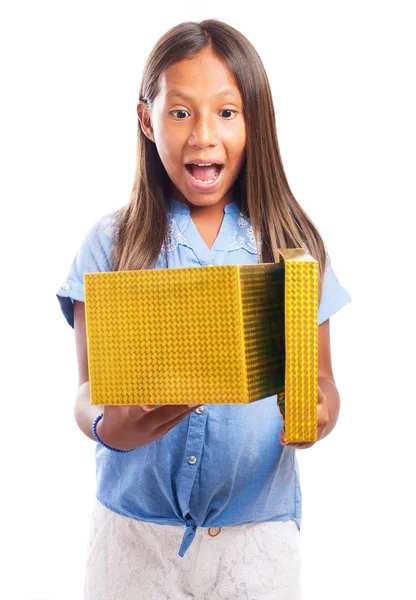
[317,260,351,325]
[56,211,120,328]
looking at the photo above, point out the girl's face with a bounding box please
[138,47,246,211]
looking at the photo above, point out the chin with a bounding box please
[176,183,236,205]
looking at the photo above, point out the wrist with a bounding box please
[92,413,135,453]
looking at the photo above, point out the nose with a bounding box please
[188,113,219,148]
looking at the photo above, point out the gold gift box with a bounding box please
[84,249,318,442]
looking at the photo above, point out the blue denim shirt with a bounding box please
[56,196,351,557]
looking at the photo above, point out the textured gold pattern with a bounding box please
[84,251,318,442]
[278,250,319,442]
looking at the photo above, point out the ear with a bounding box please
[137,101,155,143]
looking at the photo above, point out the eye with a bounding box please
[170,110,190,119]
[220,109,237,119]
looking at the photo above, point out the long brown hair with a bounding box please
[112,19,329,302]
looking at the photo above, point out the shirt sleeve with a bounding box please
[56,212,119,328]
[317,260,351,325]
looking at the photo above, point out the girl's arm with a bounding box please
[73,300,105,441]
[316,318,340,438]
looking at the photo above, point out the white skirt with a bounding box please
[84,500,303,600]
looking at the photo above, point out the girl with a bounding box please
[57,19,351,600]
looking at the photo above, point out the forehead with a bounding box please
[157,49,241,102]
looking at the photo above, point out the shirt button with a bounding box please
[187,456,197,465]
[61,282,70,290]
[208,527,222,537]
[195,406,205,414]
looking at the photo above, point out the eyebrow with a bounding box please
[166,88,238,101]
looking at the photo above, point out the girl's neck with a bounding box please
[169,183,240,218]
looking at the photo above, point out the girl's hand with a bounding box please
[96,403,203,451]
[279,385,330,449]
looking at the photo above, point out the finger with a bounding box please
[105,403,189,420]
[317,403,329,430]
[143,404,203,430]
[103,404,153,420]
[287,442,315,449]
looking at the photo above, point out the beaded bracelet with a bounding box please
[92,413,135,453]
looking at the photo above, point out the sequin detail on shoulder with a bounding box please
[161,211,192,253]
[227,211,261,254]
[98,209,123,241]
[79,209,122,272]
[162,224,186,253]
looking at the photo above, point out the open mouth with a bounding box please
[185,163,224,184]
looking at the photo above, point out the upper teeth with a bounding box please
[192,163,215,166]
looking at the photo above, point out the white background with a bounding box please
[1,1,415,599]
